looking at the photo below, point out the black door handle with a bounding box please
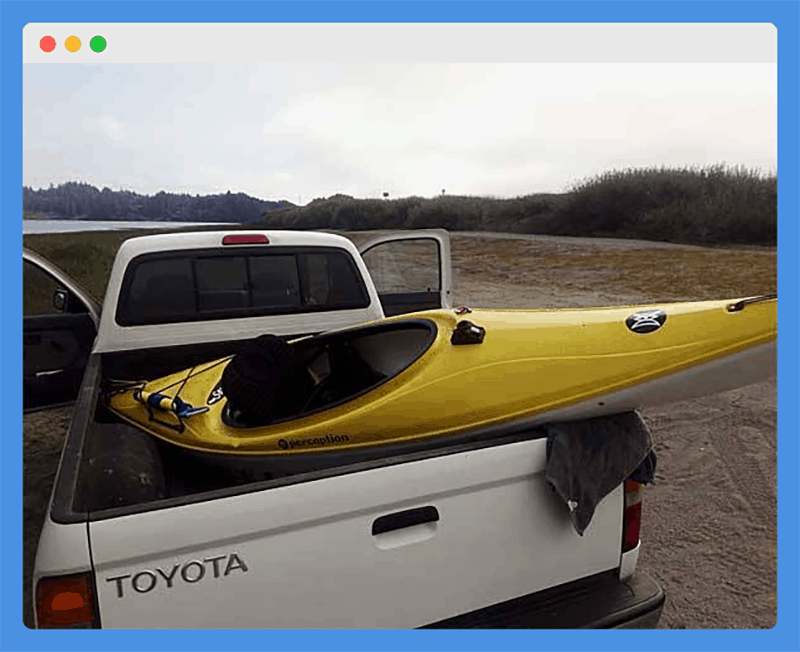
[372,506,440,536]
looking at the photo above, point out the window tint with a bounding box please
[331,252,370,304]
[125,258,195,321]
[117,248,369,326]
[301,253,330,306]
[302,252,369,306]
[249,255,302,309]
[195,257,248,311]
[195,257,247,291]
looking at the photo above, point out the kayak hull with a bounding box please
[106,297,777,457]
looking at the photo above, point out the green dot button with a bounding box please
[90,36,107,52]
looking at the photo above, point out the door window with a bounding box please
[361,239,441,294]
[24,260,67,316]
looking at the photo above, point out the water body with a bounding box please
[23,220,238,234]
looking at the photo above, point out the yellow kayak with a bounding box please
[106,295,777,456]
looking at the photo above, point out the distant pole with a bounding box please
[442,189,445,196]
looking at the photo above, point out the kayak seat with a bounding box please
[274,360,317,418]
[306,342,386,409]
[229,320,442,425]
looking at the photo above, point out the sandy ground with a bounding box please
[23,232,777,629]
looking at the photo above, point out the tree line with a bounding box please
[23,165,777,246]
[23,182,291,223]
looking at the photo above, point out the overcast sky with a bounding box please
[23,61,776,204]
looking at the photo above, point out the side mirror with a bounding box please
[53,289,69,312]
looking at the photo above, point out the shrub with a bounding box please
[259,165,776,246]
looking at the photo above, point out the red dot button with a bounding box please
[40,36,56,53]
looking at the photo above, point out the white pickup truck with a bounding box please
[24,228,664,629]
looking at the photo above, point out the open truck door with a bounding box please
[23,248,100,412]
[357,229,453,317]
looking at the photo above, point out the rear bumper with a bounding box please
[424,569,665,629]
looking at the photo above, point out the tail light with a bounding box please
[36,572,99,629]
[222,234,269,245]
[622,480,642,552]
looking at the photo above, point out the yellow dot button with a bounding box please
[65,36,81,52]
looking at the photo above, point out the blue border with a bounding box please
[3,2,798,651]
[2,0,797,25]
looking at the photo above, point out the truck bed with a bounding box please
[42,340,643,629]
[67,342,555,517]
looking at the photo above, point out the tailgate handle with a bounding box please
[372,506,440,536]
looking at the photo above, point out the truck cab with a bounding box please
[24,229,452,412]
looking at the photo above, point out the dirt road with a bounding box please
[23,231,777,629]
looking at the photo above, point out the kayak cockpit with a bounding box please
[222,318,439,428]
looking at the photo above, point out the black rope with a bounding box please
[173,365,195,403]
[148,355,235,394]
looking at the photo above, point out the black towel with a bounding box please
[545,411,657,536]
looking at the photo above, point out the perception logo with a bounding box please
[39,34,107,53]
[278,434,351,450]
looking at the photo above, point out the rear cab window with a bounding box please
[115,247,370,326]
